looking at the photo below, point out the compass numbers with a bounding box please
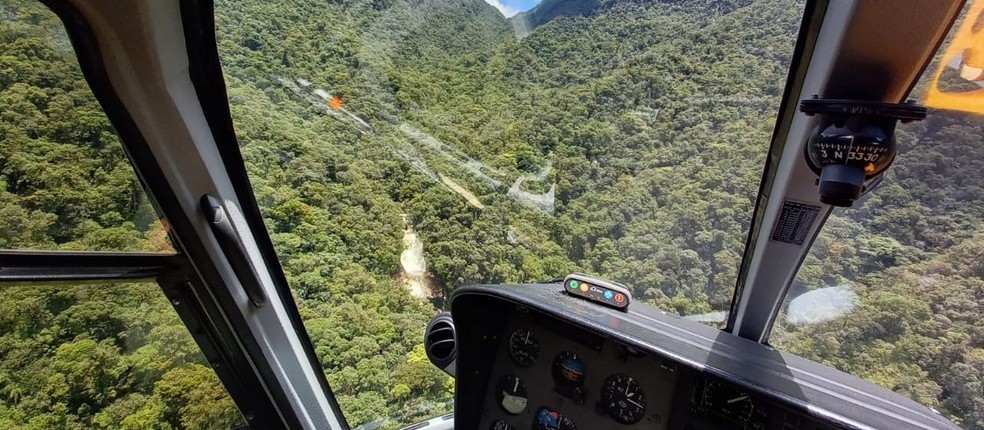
[489,419,513,430]
[814,142,890,164]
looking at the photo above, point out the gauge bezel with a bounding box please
[600,373,648,424]
[551,351,586,386]
[494,374,528,415]
[700,379,758,425]
[507,328,540,367]
[533,407,577,430]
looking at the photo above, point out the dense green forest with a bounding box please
[1,0,982,428]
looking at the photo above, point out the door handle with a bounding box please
[200,194,267,307]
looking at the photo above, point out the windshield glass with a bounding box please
[214,0,804,426]
[0,1,171,253]
[772,4,984,428]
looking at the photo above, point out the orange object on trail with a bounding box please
[329,94,343,109]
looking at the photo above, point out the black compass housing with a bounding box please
[799,98,927,207]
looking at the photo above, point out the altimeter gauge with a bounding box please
[600,373,647,424]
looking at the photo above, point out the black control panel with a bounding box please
[475,306,841,430]
[449,283,960,430]
[479,312,677,429]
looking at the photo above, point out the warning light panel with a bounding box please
[563,273,631,311]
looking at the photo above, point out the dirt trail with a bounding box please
[439,174,485,209]
[399,216,432,299]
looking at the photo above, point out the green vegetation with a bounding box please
[0,1,167,252]
[1,0,981,428]
[0,284,243,430]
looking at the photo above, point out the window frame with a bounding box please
[0,250,182,282]
[18,0,352,428]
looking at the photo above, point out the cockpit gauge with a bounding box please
[490,419,514,430]
[534,407,577,430]
[552,352,585,385]
[552,352,586,403]
[600,373,647,424]
[507,328,539,367]
[495,375,528,415]
[701,379,765,426]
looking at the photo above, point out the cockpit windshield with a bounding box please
[213,0,804,426]
[5,0,984,427]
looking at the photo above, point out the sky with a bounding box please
[484,0,541,18]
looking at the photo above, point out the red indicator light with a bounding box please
[615,293,625,303]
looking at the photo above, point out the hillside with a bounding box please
[1,0,982,428]
[510,0,602,36]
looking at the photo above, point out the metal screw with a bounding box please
[171,299,181,306]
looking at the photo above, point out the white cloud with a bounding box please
[484,0,519,17]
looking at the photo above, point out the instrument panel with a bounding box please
[474,308,829,430]
[449,283,961,430]
[479,315,678,430]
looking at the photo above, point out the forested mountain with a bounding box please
[1,0,982,428]
[511,0,602,34]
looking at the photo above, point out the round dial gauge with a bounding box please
[507,328,539,367]
[495,375,528,415]
[534,407,577,430]
[489,419,514,430]
[702,379,755,424]
[551,352,585,386]
[600,373,647,424]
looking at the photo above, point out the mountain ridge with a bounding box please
[509,0,756,36]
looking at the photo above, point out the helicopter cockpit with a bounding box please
[0,0,981,429]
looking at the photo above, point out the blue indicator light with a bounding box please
[604,290,613,300]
